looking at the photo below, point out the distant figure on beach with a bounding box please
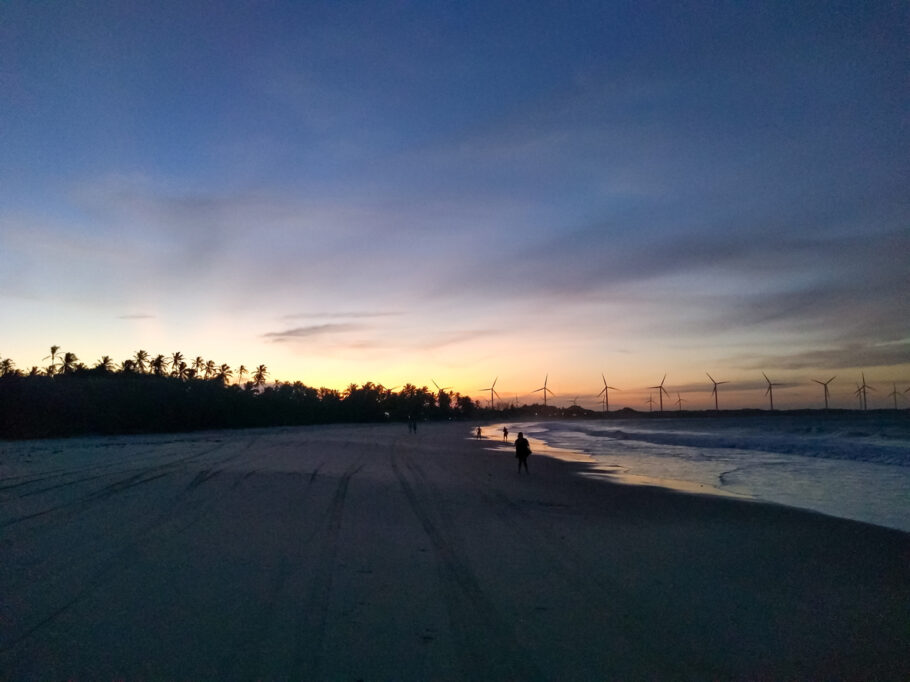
[408,416,417,433]
[502,426,509,441]
[515,432,531,473]
[476,427,482,439]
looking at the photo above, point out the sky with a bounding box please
[1,1,908,410]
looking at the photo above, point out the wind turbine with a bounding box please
[856,372,874,411]
[706,372,728,411]
[597,374,620,414]
[812,376,836,410]
[432,379,452,395]
[675,393,687,412]
[480,377,501,410]
[887,383,901,410]
[645,393,655,412]
[762,372,781,410]
[648,374,670,412]
[533,374,555,407]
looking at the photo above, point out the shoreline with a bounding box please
[487,417,910,534]
[2,422,908,679]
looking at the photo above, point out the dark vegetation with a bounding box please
[0,347,486,439]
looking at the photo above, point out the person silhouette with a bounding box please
[515,432,531,473]
[475,427,482,439]
[502,426,509,441]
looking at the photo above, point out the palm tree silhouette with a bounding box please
[59,351,79,374]
[216,364,233,385]
[0,358,15,376]
[236,365,248,385]
[204,360,216,380]
[150,354,169,376]
[169,352,184,376]
[95,356,115,372]
[192,356,206,377]
[133,349,150,374]
[174,361,191,381]
[253,364,269,388]
[43,345,61,376]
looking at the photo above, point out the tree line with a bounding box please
[0,346,480,439]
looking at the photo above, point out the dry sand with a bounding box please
[1,422,908,680]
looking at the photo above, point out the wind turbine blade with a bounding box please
[492,377,498,388]
[828,376,836,384]
[706,372,715,383]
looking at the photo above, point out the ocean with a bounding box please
[493,413,910,533]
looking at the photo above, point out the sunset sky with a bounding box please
[2,1,908,410]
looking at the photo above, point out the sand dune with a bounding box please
[1,423,908,679]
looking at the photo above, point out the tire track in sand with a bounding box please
[391,450,545,682]
[289,456,364,679]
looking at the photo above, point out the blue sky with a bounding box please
[1,1,908,409]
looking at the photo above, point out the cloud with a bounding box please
[282,311,401,320]
[734,340,910,372]
[118,314,156,320]
[262,323,363,341]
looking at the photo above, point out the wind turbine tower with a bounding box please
[856,372,874,411]
[645,393,655,412]
[706,372,728,411]
[597,374,620,415]
[533,374,555,407]
[675,393,687,412]
[480,377,501,410]
[648,374,670,412]
[812,376,836,410]
[887,383,901,410]
[762,372,781,410]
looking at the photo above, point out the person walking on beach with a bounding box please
[515,432,531,473]
[502,426,509,441]
[476,427,482,439]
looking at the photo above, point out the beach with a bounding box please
[1,422,908,680]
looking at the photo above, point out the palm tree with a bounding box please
[150,354,169,376]
[28,366,41,377]
[192,356,206,377]
[169,352,184,376]
[204,359,216,380]
[253,364,269,388]
[59,351,79,374]
[236,365,248,385]
[0,358,15,376]
[216,364,233,385]
[133,349,150,373]
[174,361,190,381]
[43,345,60,376]
[120,358,137,373]
[95,356,115,372]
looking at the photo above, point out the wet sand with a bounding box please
[1,422,908,680]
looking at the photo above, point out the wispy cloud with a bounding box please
[118,314,156,320]
[734,340,910,372]
[281,311,401,320]
[262,323,363,341]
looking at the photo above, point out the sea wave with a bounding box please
[523,415,910,467]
